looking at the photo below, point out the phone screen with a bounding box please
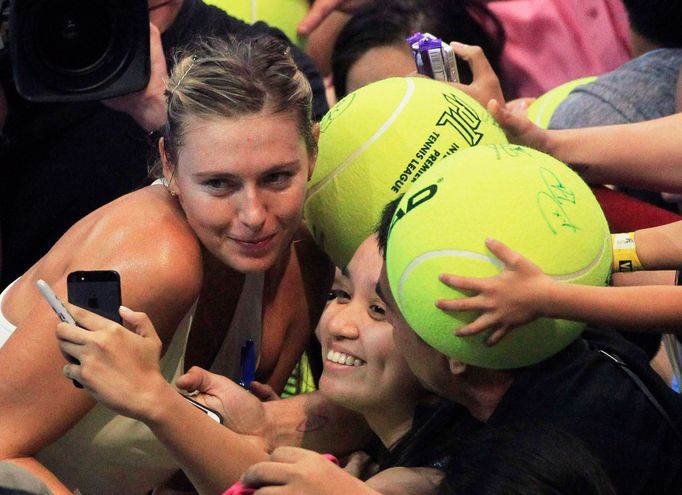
[67,270,122,324]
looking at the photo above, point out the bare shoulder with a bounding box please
[0,186,204,460]
[12,185,203,341]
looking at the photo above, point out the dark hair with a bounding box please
[439,423,616,495]
[376,196,402,261]
[621,0,682,47]
[151,35,315,177]
[331,0,506,98]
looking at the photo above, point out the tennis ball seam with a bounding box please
[397,236,609,303]
[307,78,416,199]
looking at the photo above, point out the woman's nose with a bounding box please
[328,305,361,340]
[239,188,267,231]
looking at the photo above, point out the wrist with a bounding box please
[134,96,167,133]
[611,232,643,272]
[545,129,570,162]
[132,376,177,425]
[260,402,280,452]
[539,277,562,319]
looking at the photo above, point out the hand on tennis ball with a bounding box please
[435,238,555,346]
[488,99,553,153]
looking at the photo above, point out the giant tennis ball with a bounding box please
[386,144,611,369]
[527,76,597,129]
[305,76,508,268]
[204,0,309,47]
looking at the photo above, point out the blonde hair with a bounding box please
[151,35,315,177]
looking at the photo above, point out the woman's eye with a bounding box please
[370,304,386,318]
[263,172,293,187]
[204,179,227,189]
[327,289,351,301]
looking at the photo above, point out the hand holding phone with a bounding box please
[38,271,123,389]
[407,32,459,83]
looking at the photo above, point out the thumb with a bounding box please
[487,98,504,119]
[176,365,213,393]
[485,238,517,266]
[250,381,281,401]
[119,306,157,338]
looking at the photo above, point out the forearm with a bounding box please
[2,458,72,495]
[545,282,682,332]
[144,388,269,495]
[262,391,374,454]
[634,222,682,270]
[548,114,682,191]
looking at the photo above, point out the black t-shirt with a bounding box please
[0,0,327,288]
[406,330,682,494]
[378,399,472,472]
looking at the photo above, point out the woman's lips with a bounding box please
[231,233,277,253]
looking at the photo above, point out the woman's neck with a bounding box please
[361,401,418,450]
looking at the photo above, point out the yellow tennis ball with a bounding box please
[204,0,309,47]
[305,76,508,268]
[386,144,611,369]
[526,76,597,129]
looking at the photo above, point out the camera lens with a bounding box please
[11,0,149,101]
[36,0,113,74]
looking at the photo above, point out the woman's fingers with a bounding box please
[455,312,498,337]
[486,325,512,346]
[119,306,159,341]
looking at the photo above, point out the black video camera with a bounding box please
[5,0,150,102]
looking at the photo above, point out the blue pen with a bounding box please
[239,339,256,389]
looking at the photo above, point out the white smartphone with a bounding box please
[36,279,82,386]
[180,393,224,424]
[36,279,76,325]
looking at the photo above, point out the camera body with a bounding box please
[10,0,150,102]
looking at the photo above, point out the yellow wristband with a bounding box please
[611,232,643,272]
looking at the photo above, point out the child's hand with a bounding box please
[435,238,553,346]
[487,99,553,153]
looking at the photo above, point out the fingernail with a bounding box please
[119,305,133,315]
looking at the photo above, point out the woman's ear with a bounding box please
[159,138,176,189]
[447,357,468,376]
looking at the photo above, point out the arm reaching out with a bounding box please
[57,306,375,494]
[437,238,682,345]
[488,100,682,192]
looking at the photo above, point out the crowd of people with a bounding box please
[0,0,681,494]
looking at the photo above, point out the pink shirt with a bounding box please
[489,0,631,98]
